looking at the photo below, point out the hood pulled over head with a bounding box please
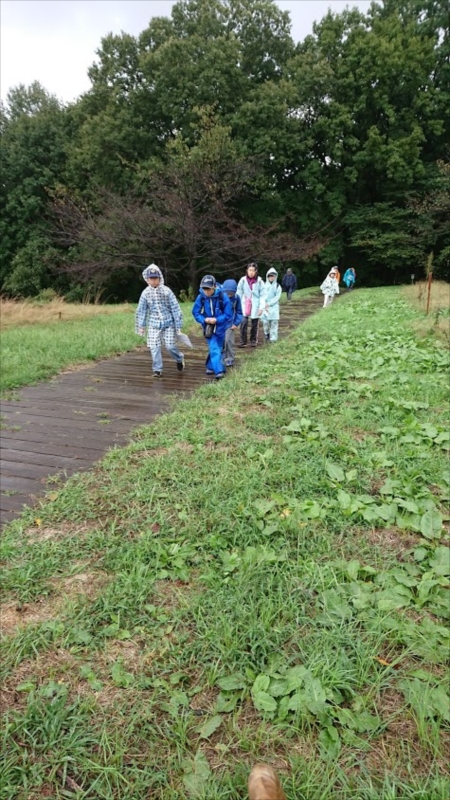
[266,268,278,279]
[142,264,164,284]
[222,279,237,293]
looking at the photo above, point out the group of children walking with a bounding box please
[136,262,282,379]
[136,261,356,378]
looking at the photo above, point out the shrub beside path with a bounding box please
[0,293,323,527]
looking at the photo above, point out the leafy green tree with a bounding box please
[0,83,69,294]
[408,160,450,278]
[2,0,448,296]
[283,1,449,280]
[53,114,321,295]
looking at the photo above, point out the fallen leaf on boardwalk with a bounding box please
[34,518,42,526]
[47,492,59,502]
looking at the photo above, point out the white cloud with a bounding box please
[1,0,175,103]
[1,0,372,105]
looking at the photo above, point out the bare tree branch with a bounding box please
[50,152,329,290]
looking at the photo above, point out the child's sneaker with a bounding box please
[153,371,162,377]
[176,356,185,372]
[215,372,225,380]
[206,368,215,375]
[238,342,247,348]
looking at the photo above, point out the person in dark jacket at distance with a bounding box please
[281,268,297,300]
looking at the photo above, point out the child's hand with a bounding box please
[139,327,145,335]
[231,324,238,330]
[205,317,216,324]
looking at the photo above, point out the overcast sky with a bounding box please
[1,0,372,104]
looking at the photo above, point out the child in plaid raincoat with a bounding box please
[135,264,185,377]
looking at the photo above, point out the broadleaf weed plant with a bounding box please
[1,288,449,799]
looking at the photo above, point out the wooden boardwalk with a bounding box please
[0,295,322,526]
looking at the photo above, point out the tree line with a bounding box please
[1,0,449,301]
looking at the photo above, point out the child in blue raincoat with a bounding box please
[222,279,243,367]
[343,268,356,290]
[192,275,233,379]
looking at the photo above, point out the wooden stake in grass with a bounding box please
[426,272,433,315]
[426,252,434,315]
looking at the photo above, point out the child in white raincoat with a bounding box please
[262,267,282,342]
[320,267,340,307]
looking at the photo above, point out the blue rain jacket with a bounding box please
[192,287,233,337]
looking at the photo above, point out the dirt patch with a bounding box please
[365,527,418,557]
[137,442,195,459]
[1,569,108,637]
[25,521,95,543]
[368,719,449,779]
[0,648,80,715]
[340,686,450,781]
[103,638,142,668]
[0,595,63,637]
[53,570,110,602]
[349,428,369,442]
[153,575,201,611]
[189,686,218,714]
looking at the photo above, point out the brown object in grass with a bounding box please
[248,764,286,800]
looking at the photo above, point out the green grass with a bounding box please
[0,302,193,393]
[1,288,449,799]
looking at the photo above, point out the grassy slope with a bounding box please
[0,302,192,393]
[1,288,449,799]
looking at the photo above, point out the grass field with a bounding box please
[0,300,192,394]
[0,297,135,330]
[1,287,449,799]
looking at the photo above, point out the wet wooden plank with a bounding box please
[0,401,152,422]
[0,509,21,525]
[1,448,92,470]
[0,436,110,458]
[1,460,87,481]
[0,492,35,512]
[1,411,135,435]
[0,425,129,445]
[1,475,45,492]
